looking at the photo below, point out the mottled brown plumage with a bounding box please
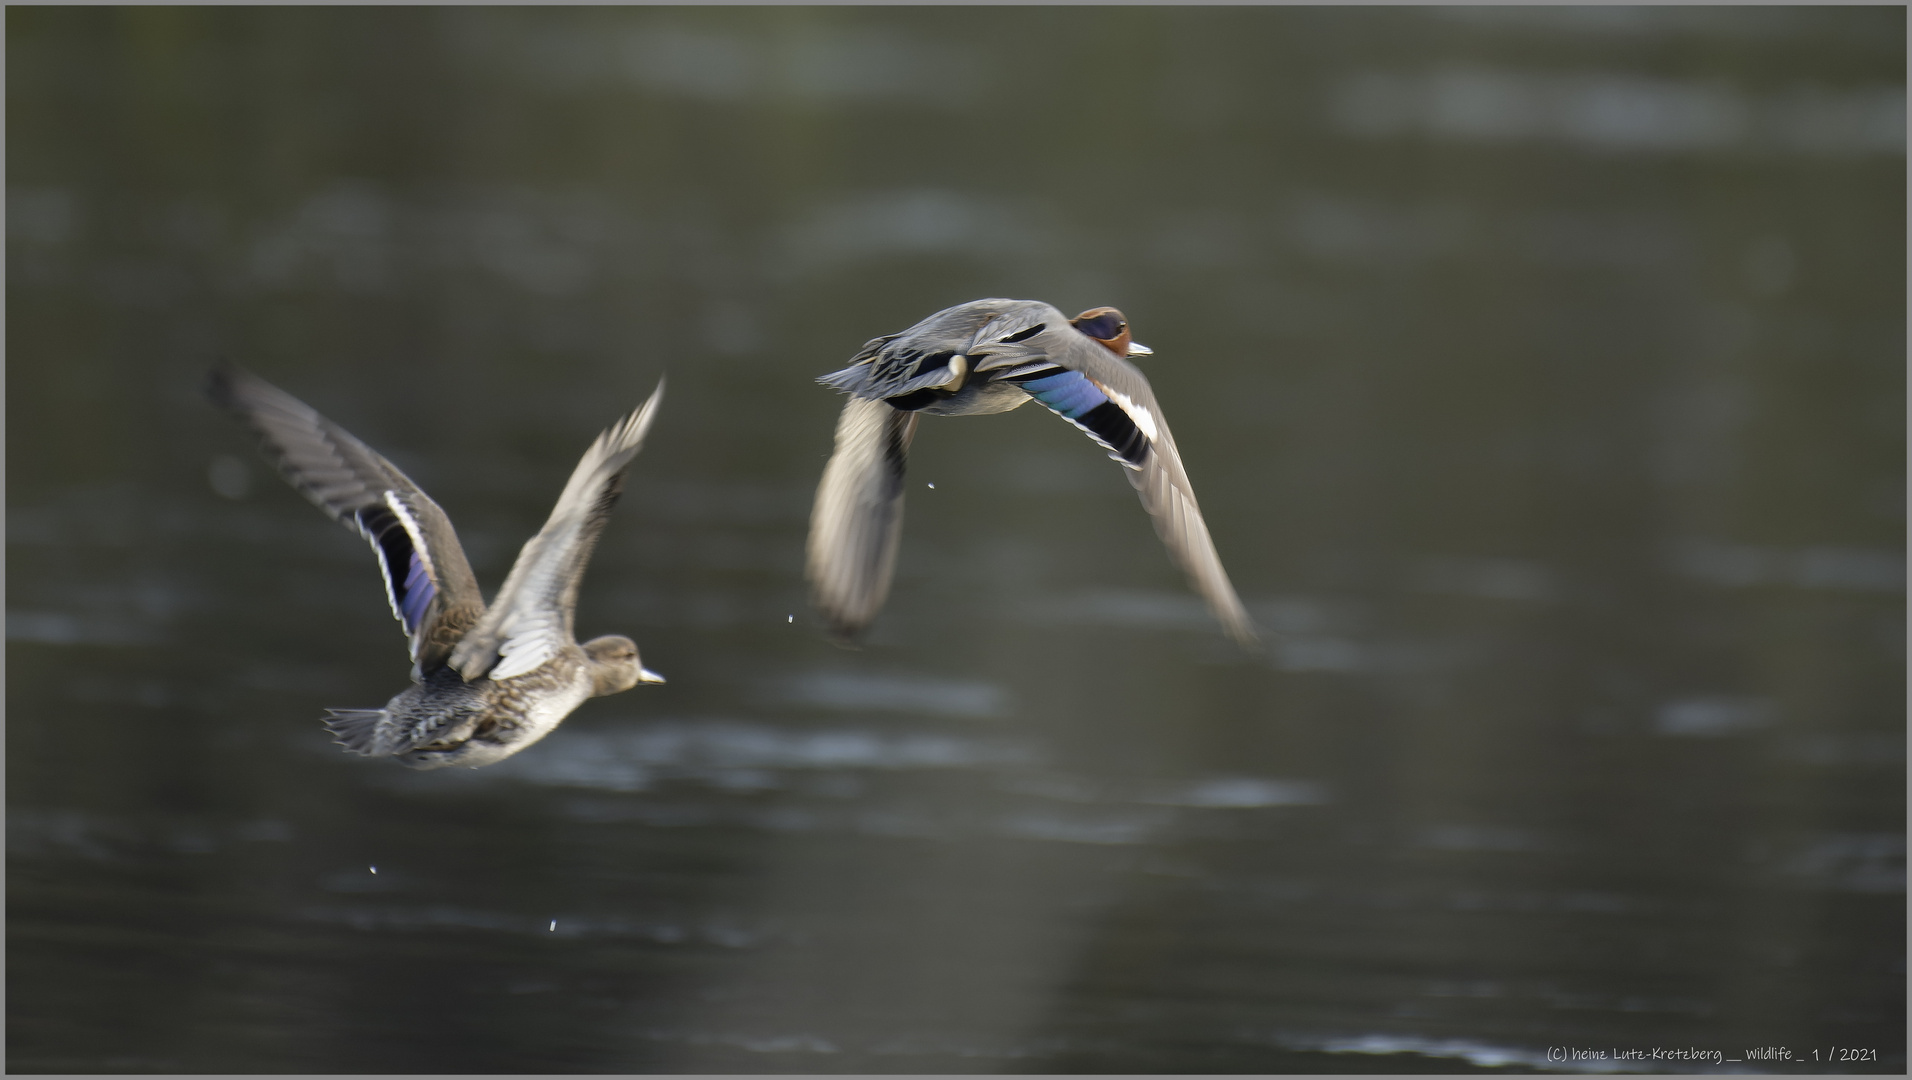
[209,365,667,769]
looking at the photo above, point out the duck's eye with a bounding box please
[1072,313,1124,340]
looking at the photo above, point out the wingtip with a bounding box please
[589,378,668,462]
[1209,590,1264,652]
[627,376,667,439]
[1224,620,1265,654]
[814,609,872,650]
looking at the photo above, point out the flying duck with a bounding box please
[208,365,667,769]
[807,299,1257,646]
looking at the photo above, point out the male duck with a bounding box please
[208,365,667,769]
[807,298,1257,647]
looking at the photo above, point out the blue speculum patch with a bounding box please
[1020,370,1108,419]
[361,504,436,635]
[1018,370,1151,469]
[399,553,435,632]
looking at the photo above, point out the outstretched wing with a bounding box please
[448,380,665,682]
[974,322,1260,647]
[805,395,919,642]
[207,364,486,670]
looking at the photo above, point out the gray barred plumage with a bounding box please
[807,299,1258,648]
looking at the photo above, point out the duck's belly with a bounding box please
[916,380,1030,416]
[397,670,593,770]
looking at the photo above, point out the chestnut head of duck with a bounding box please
[1069,307,1153,358]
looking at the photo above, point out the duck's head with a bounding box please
[583,634,666,696]
[1069,307,1152,358]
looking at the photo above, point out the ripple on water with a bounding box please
[771,670,1010,718]
[479,718,1035,793]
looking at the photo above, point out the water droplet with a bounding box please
[927,482,936,489]
[787,615,794,623]
[549,919,557,932]
[369,866,377,874]
[208,454,252,500]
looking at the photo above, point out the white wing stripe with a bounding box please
[384,491,438,581]
[1100,386,1160,443]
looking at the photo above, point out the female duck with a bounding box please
[209,365,666,769]
[807,299,1257,647]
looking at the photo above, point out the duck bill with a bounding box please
[638,668,667,684]
[1125,341,1153,357]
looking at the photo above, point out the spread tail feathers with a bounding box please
[322,708,404,757]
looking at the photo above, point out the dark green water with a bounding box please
[8,7,1903,1073]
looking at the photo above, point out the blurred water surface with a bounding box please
[7,7,1904,1073]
